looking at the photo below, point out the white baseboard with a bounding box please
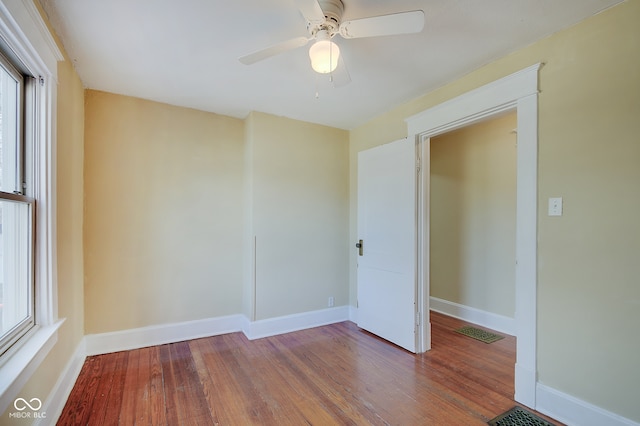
[242,306,350,340]
[35,340,86,426]
[536,383,639,426]
[84,314,246,356]
[348,305,358,323]
[429,296,516,336]
[83,307,351,355]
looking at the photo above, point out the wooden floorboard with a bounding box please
[57,312,562,425]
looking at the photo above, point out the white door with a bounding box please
[357,138,417,353]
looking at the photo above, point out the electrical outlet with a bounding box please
[328,296,335,308]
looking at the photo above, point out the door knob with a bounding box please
[356,239,364,256]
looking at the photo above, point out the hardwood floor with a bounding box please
[58,312,561,425]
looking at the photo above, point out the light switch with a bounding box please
[548,197,563,216]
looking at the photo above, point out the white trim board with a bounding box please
[406,63,541,137]
[536,384,639,426]
[243,306,350,340]
[84,307,351,356]
[35,340,86,426]
[430,297,515,336]
[84,314,246,356]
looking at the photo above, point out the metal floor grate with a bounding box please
[455,325,505,343]
[488,406,555,426]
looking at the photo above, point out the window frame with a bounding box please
[0,46,37,358]
[0,0,64,415]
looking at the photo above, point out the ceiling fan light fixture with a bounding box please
[309,34,340,74]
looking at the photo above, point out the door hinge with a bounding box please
[416,158,421,173]
[416,311,420,326]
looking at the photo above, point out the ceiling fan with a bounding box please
[239,0,425,86]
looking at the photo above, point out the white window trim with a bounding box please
[0,0,63,415]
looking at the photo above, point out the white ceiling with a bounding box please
[40,0,623,130]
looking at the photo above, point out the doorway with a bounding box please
[409,63,541,408]
[428,112,518,400]
[429,112,517,333]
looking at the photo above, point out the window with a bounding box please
[0,46,36,357]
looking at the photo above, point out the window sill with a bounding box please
[0,319,64,414]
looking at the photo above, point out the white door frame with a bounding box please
[407,63,541,408]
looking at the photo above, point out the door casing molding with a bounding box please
[406,63,541,409]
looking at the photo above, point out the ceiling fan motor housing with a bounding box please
[309,0,344,36]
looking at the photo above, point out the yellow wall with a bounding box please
[246,112,349,320]
[430,113,517,317]
[82,101,349,331]
[83,91,245,333]
[350,1,640,421]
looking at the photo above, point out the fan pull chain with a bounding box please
[329,41,334,84]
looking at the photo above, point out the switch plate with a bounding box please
[328,297,335,308]
[548,197,563,216]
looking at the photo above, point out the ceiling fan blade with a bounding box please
[330,56,351,88]
[239,36,310,65]
[339,10,424,39]
[294,0,325,26]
